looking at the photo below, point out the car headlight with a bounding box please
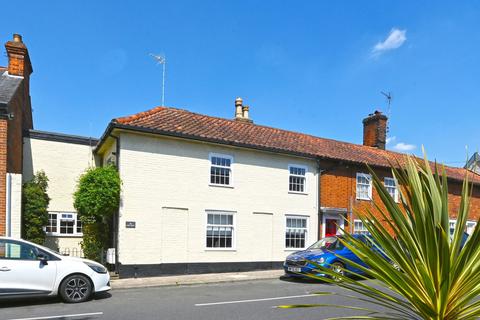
[84,262,108,274]
[317,257,325,264]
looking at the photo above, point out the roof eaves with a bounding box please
[25,129,98,146]
[93,121,117,154]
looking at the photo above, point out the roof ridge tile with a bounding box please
[111,106,480,184]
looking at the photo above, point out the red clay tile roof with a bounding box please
[114,106,480,184]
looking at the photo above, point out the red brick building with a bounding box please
[0,34,33,237]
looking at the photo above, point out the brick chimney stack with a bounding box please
[5,34,32,80]
[362,110,388,149]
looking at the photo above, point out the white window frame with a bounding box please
[205,210,236,251]
[46,212,83,237]
[356,173,372,201]
[384,177,399,203]
[449,219,457,236]
[285,215,309,250]
[288,164,308,194]
[450,219,477,236]
[209,153,234,188]
[466,221,477,235]
[353,219,369,235]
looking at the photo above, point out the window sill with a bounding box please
[209,184,234,189]
[204,248,237,252]
[285,248,305,251]
[46,234,83,238]
[288,191,308,195]
[356,197,372,201]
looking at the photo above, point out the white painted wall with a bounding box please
[117,132,318,265]
[23,137,95,252]
[7,173,22,238]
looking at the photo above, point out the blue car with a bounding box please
[284,234,374,278]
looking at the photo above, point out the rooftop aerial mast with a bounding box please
[381,91,393,135]
[150,53,166,106]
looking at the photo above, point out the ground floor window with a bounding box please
[353,219,369,234]
[46,212,83,236]
[206,211,234,248]
[285,216,308,249]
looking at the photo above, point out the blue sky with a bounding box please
[1,1,479,166]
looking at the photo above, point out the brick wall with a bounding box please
[0,119,7,235]
[318,160,480,237]
[6,82,31,174]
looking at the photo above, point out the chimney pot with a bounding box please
[13,34,22,43]
[362,110,388,149]
[242,105,250,120]
[235,97,243,119]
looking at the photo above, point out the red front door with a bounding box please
[325,219,338,237]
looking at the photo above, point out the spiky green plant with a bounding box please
[279,154,480,320]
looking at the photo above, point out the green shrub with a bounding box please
[74,165,121,262]
[22,171,50,244]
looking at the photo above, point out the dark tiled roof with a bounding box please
[0,70,22,107]
[113,106,480,184]
[26,129,99,146]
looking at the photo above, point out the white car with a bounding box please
[0,237,110,303]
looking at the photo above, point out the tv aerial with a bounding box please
[150,53,166,106]
[381,91,393,135]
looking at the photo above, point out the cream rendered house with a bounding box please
[95,101,319,277]
[23,130,97,256]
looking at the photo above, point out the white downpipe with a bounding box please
[6,173,12,237]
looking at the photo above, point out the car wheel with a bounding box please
[330,262,345,281]
[59,274,92,303]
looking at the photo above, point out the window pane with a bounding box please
[46,213,57,233]
[210,158,231,186]
[206,213,234,248]
[285,217,307,248]
[76,218,82,234]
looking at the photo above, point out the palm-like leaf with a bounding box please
[279,153,480,319]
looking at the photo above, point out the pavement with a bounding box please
[111,269,285,289]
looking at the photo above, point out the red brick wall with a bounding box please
[318,160,480,238]
[6,81,32,174]
[0,119,7,236]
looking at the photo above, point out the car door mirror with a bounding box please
[37,253,49,265]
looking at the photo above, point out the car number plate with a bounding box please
[288,267,301,272]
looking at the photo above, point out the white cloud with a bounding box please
[392,142,416,152]
[386,136,396,145]
[372,28,407,56]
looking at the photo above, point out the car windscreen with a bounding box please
[32,242,62,257]
[308,237,339,250]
